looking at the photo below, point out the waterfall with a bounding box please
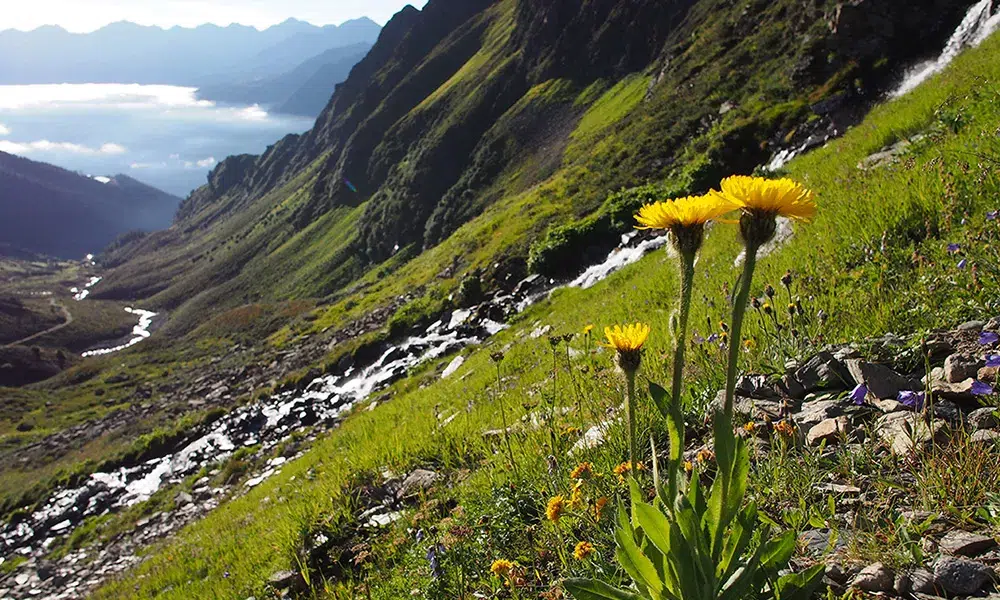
[893,0,1000,97]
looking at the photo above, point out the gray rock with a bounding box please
[174,492,194,505]
[846,359,913,400]
[945,354,984,383]
[795,351,853,395]
[397,469,441,500]
[825,562,848,583]
[934,557,993,595]
[796,399,845,427]
[925,335,954,363]
[852,562,894,592]
[931,378,977,403]
[807,416,851,446]
[894,571,912,595]
[958,320,986,332]
[908,567,938,595]
[931,399,962,423]
[876,412,949,455]
[971,429,1000,444]
[872,398,906,413]
[813,483,861,495]
[267,570,304,592]
[735,374,781,400]
[939,530,997,556]
[969,407,1000,431]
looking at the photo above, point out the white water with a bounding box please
[81,308,158,357]
[569,232,669,289]
[70,276,101,301]
[893,0,1000,97]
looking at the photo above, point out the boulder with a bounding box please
[968,407,1000,431]
[267,570,305,593]
[876,412,948,455]
[933,557,993,595]
[845,359,912,400]
[971,429,1000,444]
[908,567,938,595]
[796,399,845,427]
[794,351,853,395]
[852,562,894,592]
[939,530,997,556]
[944,354,984,383]
[397,469,441,500]
[807,416,851,446]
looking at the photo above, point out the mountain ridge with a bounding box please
[0,151,181,259]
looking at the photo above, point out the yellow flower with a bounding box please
[695,448,715,464]
[743,421,757,434]
[634,194,738,229]
[774,420,796,437]
[583,324,595,335]
[568,481,585,509]
[569,462,593,480]
[612,461,645,481]
[602,323,651,353]
[683,460,694,473]
[594,496,608,519]
[602,323,650,373]
[490,559,515,577]
[546,495,566,522]
[713,176,817,221]
[573,541,596,560]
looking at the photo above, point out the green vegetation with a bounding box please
[84,31,1000,599]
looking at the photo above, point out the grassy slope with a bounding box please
[93,30,1000,600]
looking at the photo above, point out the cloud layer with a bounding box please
[0,140,126,155]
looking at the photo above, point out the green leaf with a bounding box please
[615,511,665,595]
[758,531,796,571]
[649,381,671,421]
[634,502,673,558]
[775,564,826,600]
[564,578,644,600]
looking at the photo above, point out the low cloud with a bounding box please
[0,124,10,136]
[0,139,127,155]
[196,156,217,168]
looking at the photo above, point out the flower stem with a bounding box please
[670,251,696,430]
[496,364,518,478]
[724,242,760,422]
[625,369,638,477]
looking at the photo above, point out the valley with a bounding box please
[3,1,1000,599]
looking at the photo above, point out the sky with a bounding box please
[0,0,429,33]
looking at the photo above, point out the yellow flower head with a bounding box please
[568,481,585,509]
[602,323,650,373]
[570,462,594,480]
[774,420,796,437]
[683,460,694,473]
[546,495,566,522]
[714,176,816,221]
[490,559,515,577]
[583,324,595,335]
[594,496,608,519]
[635,194,738,230]
[573,541,596,561]
[613,461,645,480]
[602,323,650,353]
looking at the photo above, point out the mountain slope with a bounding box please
[0,152,181,258]
[193,43,372,117]
[98,0,978,338]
